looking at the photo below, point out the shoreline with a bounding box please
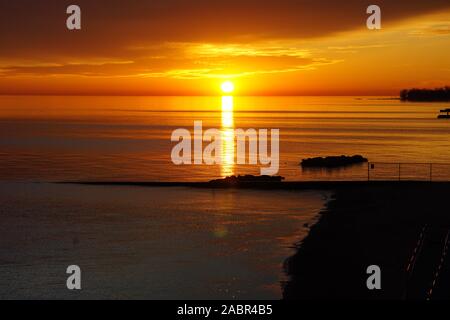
[59,180,450,190]
[61,180,450,299]
[283,183,450,299]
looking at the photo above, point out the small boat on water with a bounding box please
[438,108,450,119]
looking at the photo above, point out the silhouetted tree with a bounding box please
[400,87,450,102]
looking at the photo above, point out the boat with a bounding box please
[438,108,450,119]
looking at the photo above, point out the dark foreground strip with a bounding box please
[0,300,447,319]
[427,230,450,300]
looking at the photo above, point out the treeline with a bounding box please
[400,87,450,102]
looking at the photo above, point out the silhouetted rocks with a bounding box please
[438,108,450,119]
[400,87,450,102]
[300,155,368,168]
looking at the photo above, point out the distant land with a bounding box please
[400,87,450,102]
[300,155,368,168]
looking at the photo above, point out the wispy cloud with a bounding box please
[184,43,311,58]
[136,58,342,80]
[409,23,450,36]
[0,40,342,80]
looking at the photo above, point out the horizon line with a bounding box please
[0,93,400,98]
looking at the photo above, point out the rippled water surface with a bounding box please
[0,182,328,299]
[1,95,450,182]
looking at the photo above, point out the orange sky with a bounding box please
[0,1,449,96]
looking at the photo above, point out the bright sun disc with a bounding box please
[221,81,234,93]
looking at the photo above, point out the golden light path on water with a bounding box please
[221,95,235,177]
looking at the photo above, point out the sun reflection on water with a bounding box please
[221,96,235,177]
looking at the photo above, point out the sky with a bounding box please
[0,0,449,96]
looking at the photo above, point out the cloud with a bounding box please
[137,57,341,80]
[184,43,311,58]
[0,1,449,95]
[1,0,450,60]
[409,23,450,36]
[0,41,341,80]
[0,60,137,77]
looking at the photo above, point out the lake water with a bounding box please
[0,182,328,299]
[1,95,450,182]
[1,95,449,299]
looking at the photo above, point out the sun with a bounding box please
[221,81,234,94]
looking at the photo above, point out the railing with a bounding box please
[367,162,450,182]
